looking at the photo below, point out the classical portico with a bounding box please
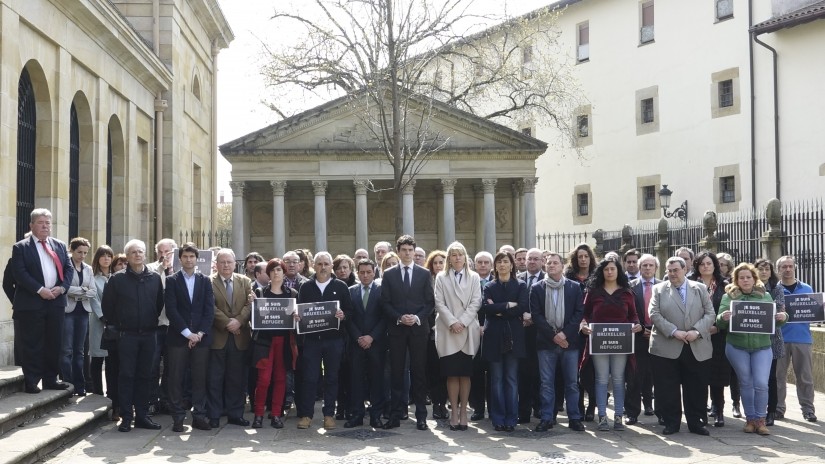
[220,94,546,258]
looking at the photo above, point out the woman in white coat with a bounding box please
[434,241,482,431]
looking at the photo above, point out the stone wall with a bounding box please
[785,327,825,394]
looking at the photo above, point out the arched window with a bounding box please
[106,128,113,244]
[69,103,79,239]
[16,69,36,240]
[192,74,201,101]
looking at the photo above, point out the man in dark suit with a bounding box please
[380,235,434,430]
[165,243,216,432]
[208,248,253,428]
[11,208,72,393]
[516,248,545,423]
[649,256,715,436]
[345,259,386,428]
[624,253,660,425]
[530,251,586,431]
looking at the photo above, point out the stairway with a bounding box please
[0,367,110,464]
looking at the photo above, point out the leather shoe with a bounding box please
[470,411,484,421]
[432,404,448,419]
[662,425,680,435]
[644,407,655,416]
[690,426,710,436]
[714,413,725,427]
[765,412,775,426]
[504,425,515,432]
[24,384,41,394]
[43,381,70,390]
[624,416,638,425]
[344,417,364,428]
[192,417,212,431]
[569,420,585,431]
[252,416,263,428]
[494,425,505,432]
[584,412,595,422]
[369,418,384,428]
[228,417,250,426]
[209,418,221,428]
[732,404,742,418]
[382,419,400,429]
[416,419,428,430]
[118,419,132,432]
[172,418,184,433]
[803,412,818,422]
[534,420,553,432]
[134,417,162,430]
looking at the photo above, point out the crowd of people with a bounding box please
[6,208,820,437]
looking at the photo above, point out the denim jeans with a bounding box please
[61,308,89,392]
[488,352,519,427]
[591,353,627,417]
[725,344,772,420]
[537,347,581,421]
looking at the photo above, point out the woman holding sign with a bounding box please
[754,258,785,426]
[251,258,298,429]
[581,259,641,432]
[717,263,787,436]
[434,241,482,431]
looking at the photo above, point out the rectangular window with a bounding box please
[641,1,655,44]
[720,176,735,203]
[577,115,589,138]
[577,193,589,216]
[719,79,733,108]
[642,185,656,210]
[716,0,733,20]
[641,98,654,124]
[577,22,590,62]
[521,127,533,137]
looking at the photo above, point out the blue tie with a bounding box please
[678,285,686,305]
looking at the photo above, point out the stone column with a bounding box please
[271,180,287,258]
[482,178,497,252]
[354,180,369,252]
[229,181,247,256]
[473,184,484,252]
[523,177,538,249]
[512,181,522,248]
[402,180,416,236]
[441,178,457,247]
[312,181,328,252]
[760,198,784,262]
[655,218,670,280]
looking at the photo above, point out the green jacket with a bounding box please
[717,287,784,350]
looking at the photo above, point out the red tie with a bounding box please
[40,240,65,282]
[643,281,652,325]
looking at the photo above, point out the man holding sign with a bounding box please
[775,256,817,423]
[294,251,352,431]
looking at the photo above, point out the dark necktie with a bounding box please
[40,240,65,282]
[404,266,411,288]
[528,275,535,287]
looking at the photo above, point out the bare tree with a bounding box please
[261,0,583,237]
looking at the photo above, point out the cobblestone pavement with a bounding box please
[47,388,824,463]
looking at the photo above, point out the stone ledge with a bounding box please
[786,326,825,393]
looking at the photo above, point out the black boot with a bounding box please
[766,412,775,426]
[714,412,725,427]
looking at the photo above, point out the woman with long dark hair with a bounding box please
[581,259,641,431]
[89,246,114,397]
[754,258,785,426]
[480,251,527,431]
[689,251,730,426]
[63,237,95,396]
[565,243,598,421]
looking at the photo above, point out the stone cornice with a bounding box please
[223,149,544,163]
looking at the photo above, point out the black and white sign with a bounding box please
[252,298,296,330]
[296,301,340,334]
[171,249,213,275]
[589,323,634,355]
[785,293,825,323]
[730,300,775,334]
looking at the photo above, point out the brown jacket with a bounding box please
[211,272,252,350]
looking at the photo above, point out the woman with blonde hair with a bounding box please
[434,242,481,430]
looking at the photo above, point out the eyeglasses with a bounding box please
[283,260,299,264]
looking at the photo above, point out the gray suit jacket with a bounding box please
[648,279,715,361]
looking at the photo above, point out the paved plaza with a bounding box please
[47,388,824,464]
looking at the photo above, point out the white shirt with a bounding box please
[35,237,58,289]
[315,278,331,294]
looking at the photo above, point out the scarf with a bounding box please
[545,275,566,330]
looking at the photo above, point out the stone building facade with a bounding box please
[0,0,233,365]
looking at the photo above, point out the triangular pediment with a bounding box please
[220,90,547,158]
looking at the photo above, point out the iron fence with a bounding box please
[535,231,591,253]
[177,229,232,250]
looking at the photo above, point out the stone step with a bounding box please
[0,367,24,401]
[0,394,109,464]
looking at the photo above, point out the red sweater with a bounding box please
[583,287,639,325]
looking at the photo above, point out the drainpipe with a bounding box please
[211,39,219,238]
[153,0,166,243]
[749,0,781,202]
[748,0,756,209]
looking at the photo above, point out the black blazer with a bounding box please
[479,278,527,362]
[380,263,434,327]
[517,270,545,288]
[348,282,386,346]
[529,278,584,351]
[3,258,15,304]
[165,270,216,347]
[630,277,660,354]
[11,236,72,311]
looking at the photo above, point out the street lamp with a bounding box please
[659,184,688,222]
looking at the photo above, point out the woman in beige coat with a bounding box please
[434,241,482,430]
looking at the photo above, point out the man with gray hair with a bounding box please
[283,250,308,290]
[102,239,165,432]
[146,237,177,415]
[373,241,391,278]
[11,208,73,393]
[469,251,494,421]
[625,253,661,424]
